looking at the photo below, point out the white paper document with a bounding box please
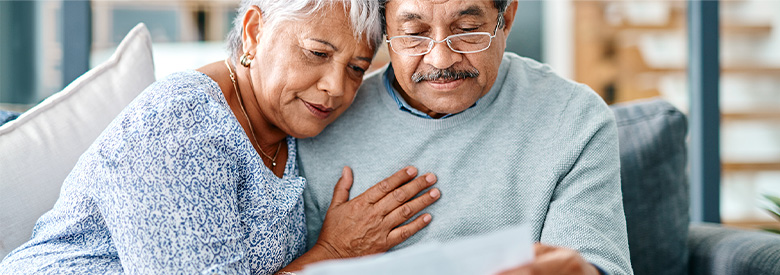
[302,224,533,275]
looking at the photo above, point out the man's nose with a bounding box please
[423,40,462,69]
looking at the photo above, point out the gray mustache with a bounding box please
[411,68,480,83]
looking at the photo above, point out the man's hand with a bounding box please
[497,243,601,275]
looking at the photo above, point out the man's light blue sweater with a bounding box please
[298,53,633,274]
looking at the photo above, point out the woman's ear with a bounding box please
[241,5,265,56]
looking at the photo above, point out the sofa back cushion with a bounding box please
[611,98,689,275]
[0,23,155,259]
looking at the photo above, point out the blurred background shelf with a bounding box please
[723,162,780,173]
[723,111,780,121]
[632,67,780,74]
[573,0,780,227]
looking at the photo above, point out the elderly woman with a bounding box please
[0,0,441,274]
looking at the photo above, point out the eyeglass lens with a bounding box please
[390,33,492,55]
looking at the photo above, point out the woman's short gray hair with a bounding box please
[226,0,383,62]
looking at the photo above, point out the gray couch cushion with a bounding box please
[689,223,780,275]
[611,98,689,275]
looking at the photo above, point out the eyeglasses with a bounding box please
[386,18,502,56]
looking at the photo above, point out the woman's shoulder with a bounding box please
[98,70,241,152]
[125,70,229,122]
[144,70,227,105]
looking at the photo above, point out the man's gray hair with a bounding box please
[491,0,513,15]
[226,0,383,62]
[378,0,513,33]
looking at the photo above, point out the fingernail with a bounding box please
[423,214,432,223]
[407,167,417,176]
[425,173,436,183]
[429,188,440,198]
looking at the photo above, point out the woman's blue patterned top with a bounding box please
[0,71,308,274]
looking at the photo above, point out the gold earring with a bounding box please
[240,53,253,67]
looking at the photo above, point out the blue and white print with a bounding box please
[0,70,307,274]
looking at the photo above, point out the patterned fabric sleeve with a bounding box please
[0,109,20,126]
[82,82,252,274]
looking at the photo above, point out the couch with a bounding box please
[1,23,779,274]
[612,99,780,274]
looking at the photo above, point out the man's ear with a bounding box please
[241,5,265,56]
[501,0,519,37]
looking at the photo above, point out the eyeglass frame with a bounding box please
[385,16,503,57]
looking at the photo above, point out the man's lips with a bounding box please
[302,100,334,119]
[424,78,465,91]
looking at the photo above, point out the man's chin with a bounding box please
[416,90,481,114]
[405,82,483,116]
[421,101,477,116]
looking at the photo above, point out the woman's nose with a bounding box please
[318,68,346,97]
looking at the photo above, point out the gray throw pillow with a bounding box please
[611,98,689,275]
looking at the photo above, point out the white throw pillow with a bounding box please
[0,23,155,259]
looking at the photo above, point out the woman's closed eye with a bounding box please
[349,65,366,76]
[308,50,329,59]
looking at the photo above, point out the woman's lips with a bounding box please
[302,100,333,119]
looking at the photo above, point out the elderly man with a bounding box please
[298,0,632,274]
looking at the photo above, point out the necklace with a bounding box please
[224,58,282,168]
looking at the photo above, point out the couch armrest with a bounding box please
[688,223,780,275]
